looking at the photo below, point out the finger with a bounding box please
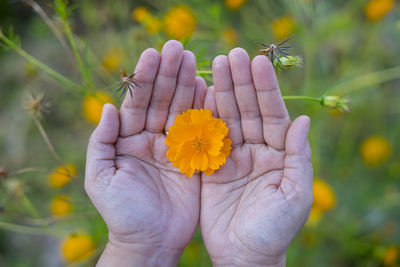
[193,77,207,110]
[86,104,120,185]
[165,50,196,131]
[204,86,218,117]
[228,48,264,144]
[282,116,313,199]
[119,48,160,137]
[145,40,184,132]
[252,55,291,150]
[212,55,243,146]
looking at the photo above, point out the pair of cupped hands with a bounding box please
[85,40,313,267]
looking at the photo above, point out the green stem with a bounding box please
[283,95,322,103]
[22,194,41,218]
[0,221,57,236]
[62,19,93,90]
[23,0,72,57]
[11,167,48,175]
[325,65,400,96]
[196,70,212,75]
[0,31,84,93]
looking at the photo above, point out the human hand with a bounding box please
[85,41,207,266]
[201,48,313,266]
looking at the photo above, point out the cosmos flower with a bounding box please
[61,232,95,263]
[49,164,77,188]
[165,109,232,177]
[164,5,196,40]
[225,0,248,11]
[361,136,391,167]
[364,0,394,21]
[82,92,113,124]
[51,195,73,217]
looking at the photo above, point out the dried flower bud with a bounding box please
[0,166,8,179]
[24,93,50,117]
[321,95,350,112]
[274,55,303,70]
[5,179,24,198]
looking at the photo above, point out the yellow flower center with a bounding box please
[193,136,207,152]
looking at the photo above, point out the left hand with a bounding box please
[200,48,313,267]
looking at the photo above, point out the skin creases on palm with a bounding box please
[199,48,313,265]
[85,41,204,258]
[96,131,201,249]
[201,144,310,263]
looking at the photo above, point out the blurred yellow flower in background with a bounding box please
[165,5,196,40]
[49,164,77,188]
[132,6,162,35]
[222,27,238,46]
[101,48,125,73]
[225,0,248,10]
[132,6,150,22]
[361,136,391,167]
[364,0,394,21]
[82,92,113,124]
[51,195,73,217]
[313,178,336,212]
[307,207,323,225]
[383,245,399,266]
[61,232,95,263]
[165,109,232,177]
[144,16,163,34]
[271,16,295,40]
[307,178,336,225]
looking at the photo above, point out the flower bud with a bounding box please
[0,166,8,179]
[273,55,303,70]
[321,95,350,112]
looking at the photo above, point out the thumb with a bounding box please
[282,115,313,195]
[85,103,120,186]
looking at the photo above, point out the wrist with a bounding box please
[97,238,182,267]
[211,253,286,267]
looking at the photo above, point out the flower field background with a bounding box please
[0,0,399,266]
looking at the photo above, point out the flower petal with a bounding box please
[190,151,208,171]
[165,108,232,178]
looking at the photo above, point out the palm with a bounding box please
[85,41,206,252]
[201,49,312,265]
[102,132,200,246]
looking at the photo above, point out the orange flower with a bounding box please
[164,5,196,40]
[51,195,73,217]
[82,92,113,124]
[49,164,77,188]
[383,245,399,266]
[225,0,247,10]
[61,232,95,263]
[307,178,336,226]
[165,109,232,177]
[361,136,391,167]
[313,178,336,212]
[365,0,394,21]
[271,16,296,40]
[132,6,151,22]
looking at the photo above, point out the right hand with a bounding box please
[85,40,206,266]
